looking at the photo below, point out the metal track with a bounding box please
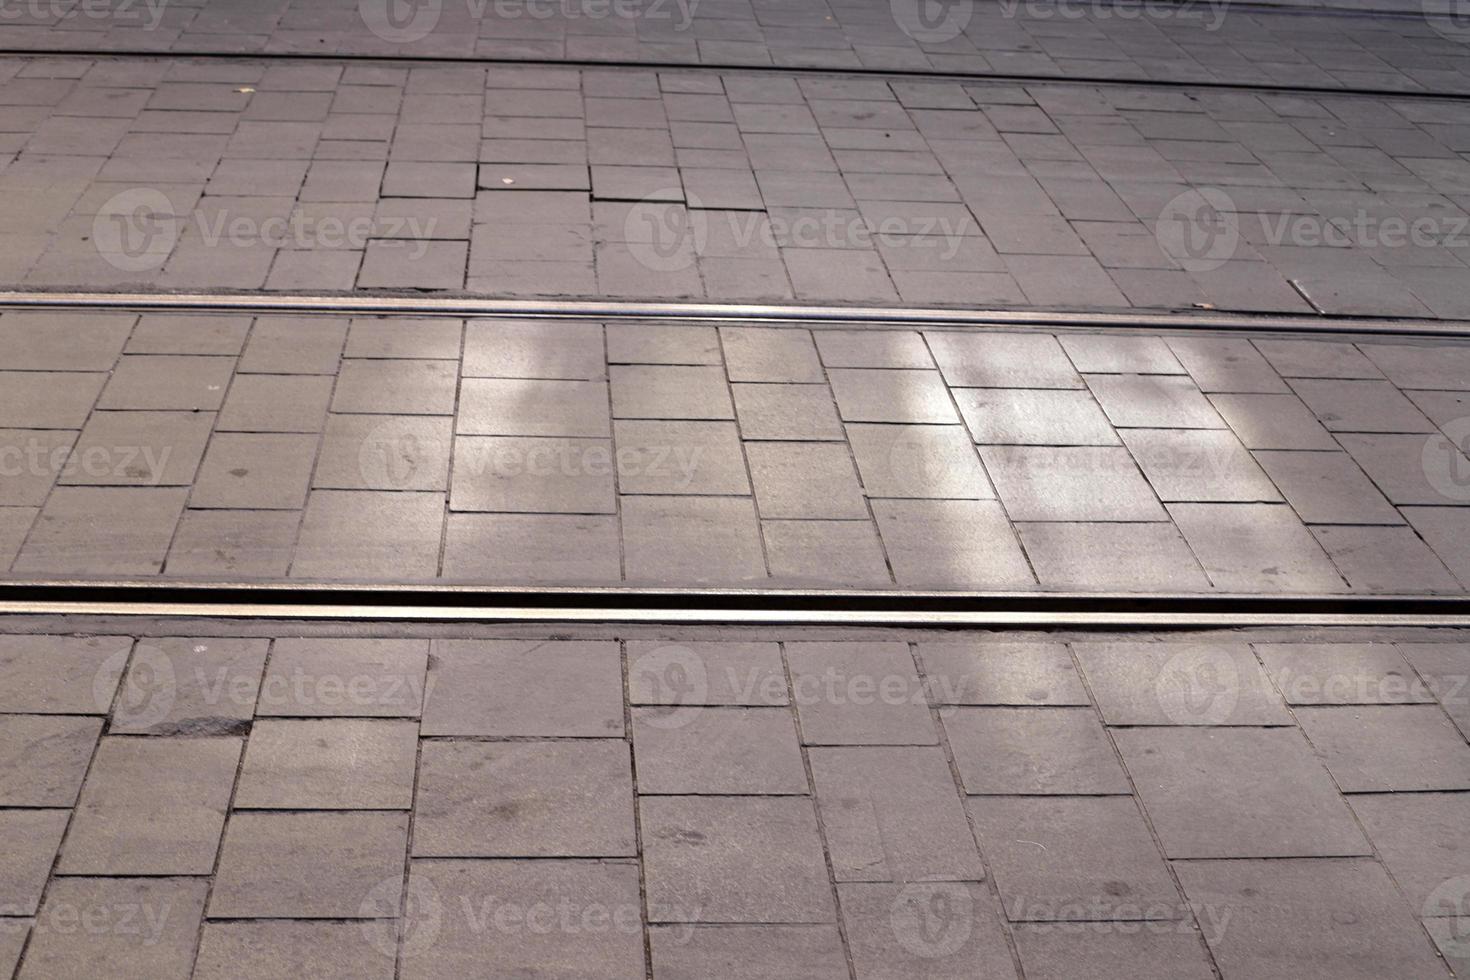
[5,290,1470,340]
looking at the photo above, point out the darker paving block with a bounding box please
[1360,344,1470,391]
[840,881,1019,980]
[828,369,958,424]
[109,636,267,735]
[926,332,1081,388]
[59,736,241,875]
[918,641,1090,706]
[194,921,395,980]
[235,719,417,810]
[982,445,1164,521]
[0,633,132,713]
[421,639,623,737]
[622,496,767,585]
[290,490,444,579]
[1255,643,1432,706]
[1397,643,1470,740]
[332,359,458,415]
[873,498,1032,589]
[1314,525,1463,594]
[192,433,317,509]
[650,925,848,980]
[1253,340,1384,379]
[811,746,982,882]
[945,708,1130,795]
[258,638,428,718]
[1014,928,1216,980]
[632,707,807,794]
[1113,727,1368,858]
[209,811,409,918]
[403,860,645,980]
[1168,502,1345,592]
[786,641,935,745]
[1017,521,1210,591]
[1296,705,1470,792]
[414,740,635,857]
[1173,859,1452,980]
[1072,642,1289,725]
[971,796,1181,922]
[1340,433,1469,507]
[641,796,835,924]
[0,715,101,807]
[0,809,69,916]
[16,487,188,575]
[21,877,208,980]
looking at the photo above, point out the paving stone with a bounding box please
[258,638,429,718]
[745,441,865,519]
[1360,344,1470,390]
[238,317,347,375]
[290,490,444,579]
[1113,727,1368,858]
[650,925,848,980]
[918,641,1089,706]
[1296,704,1470,792]
[1168,502,1346,592]
[982,445,1165,521]
[614,420,748,494]
[97,355,233,411]
[1057,334,1184,375]
[442,512,620,582]
[633,706,807,794]
[610,364,733,420]
[1396,642,1470,740]
[1253,450,1403,523]
[846,424,992,499]
[345,318,462,360]
[164,509,297,578]
[815,330,933,369]
[622,495,767,584]
[16,485,190,575]
[926,332,1082,388]
[109,636,268,735]
[314,414,452,492]
[971,795,1180,922]
[1340,432,1469,507]
[194,921,395,980]
[421,639,623,737]
[60,411,213,488]
[216,373,334,432]
[786,641,936,746]
[1173,858,1453,980]
[826,369,957,424]
[1073,641,1289,725]
[1406,390,1470,429]
[0,715,102,806]
[719,327,824,382]
[1086,375,1223,429]
[641,796,835,924]
[627,641,788,708]
[464,320,603,379]
[0,633,132,713]
[191,432,317,509]
[606,323,720,364]
[209,811,410,918]
[1256,642,1433,706]
[1207,392,1339,450]
[1013,928,1217,980]
[414,739,635,857]
[839,881,1019,980]
[1292,378,1437,433]
[0,506,35,567]
[1165,337,1289,394]
[1018,521,1210,591]
[451,436,615,513]
[403,859,646,980]
[811,745,982,882]
[332,359,458,415]
[956,387,1118,446]
[0,372,106,428]
[0,313,134,370]
[60,736,241,875]
[21,877,208,980]
[944,707,1130,795]
[235,719,417,810]
[0,429,71,505]
[0,809,69,916]
[1122,429,1279,502]
[1350,792,1470,919]
[732,383,843,440]
[358,240,466,290]
[873,498,1032,588]
[1254,339,1385,379]
[1314,524,1464,593]
[764,518,891,585]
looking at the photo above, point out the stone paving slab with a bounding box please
[0,622,1465,978]
[3,58,1470,316]
[3,311,1470,593]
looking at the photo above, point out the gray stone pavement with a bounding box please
[0,622,1467,978]
[3,57,1470,316]
[2,310,1469,592]
[0,0,1467,95]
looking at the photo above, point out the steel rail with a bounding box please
[4,290,1470,339]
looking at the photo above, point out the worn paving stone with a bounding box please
[1351,792,1470,916]
[21,877,208,980]
[1255,642,1433,706]
[982,445,1165,521]
[1168,502,1346,592]
[0,809,69,916]
[926,332,1082,388]
[1113,727,1369,859]
[235,719,418,810]
[216,373,334,432]
[1291,378,1437,433]
[414,739,636,856]
[256,638,429,718]
[731,383,844,440]
[1173,858,1453,980]
[290,490,444,579]
[642,796,836,924]
[747,441,866,519]
[1296,704,1470,792]
[0,633,131,713]
[1013,928,1217,980]
[622,495,767,584]
[421,639,623,737]
[403,860,646,980]
[442,512,621,582]
[786,641,936,745]
[191,432,318,509]
[632,706,808,795]
[627,641,788,708]
[650,925,849,980]
[970,795,1181,921]
[194,921,395,980]
[763,519,892,587]
[917,641,1090,706]
[945,707,1130,795]
[846,423,993,498]
[209,811,410,918]
[0,715,102,807]
[60,410,213,487]
[811,745,983,882]
[1315,524,1465,593]
[840,881,1019,980]
[873,498,1032,589]
[97,355,234,411]
[956,387,1119,445]
[1072,641,1290,725]
[109,636,268,735]
[59,736,241,875]
[1017,521,1210,591]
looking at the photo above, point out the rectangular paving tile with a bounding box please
[60,411,213,487]
[917,641,1090,706]
[746,441,866,519]
[982,445,1165,521]
[289,490,444,579]
[109,636,267,735]
[1168,502,1346,592]
[0,633,132,713]
[828,369,958,424]
[0,809,69,916]
[945,707,1131,795]
[257,638,429,718]
[1208,392,1338,450]
[1351,792,1470,916]
[1122,429,1280,502]
[235,719,418,810]
[457,378,610,436]
[15,486,188,575]
[873,498,1032,588]
[731,383,844,440]
[839,881,1019,980]
[462,319,605,380]
[614,420,749,495]
[1073,642,1290,725]
[610,364,734,420]
[216,374,334,432]
[1296,704,1470,792]
[650,925,848,980]
[847,424,993,499]
[632,706,807,794]
[956,388,1118,445]
[331,359,458,415]
[1013,929,1216,980]
[0,373,106,428]
[621,495,767,584]
[421,639,623,736]
[1255,642,1433,706]
[451,436,616,513]
[194,921,395,980]
[0,715,102,807]
[719,327,824,382]
[442,512,621,582]
[1087,375,1224,429]
[1017,521,1210,591]
[314,415,452,491]
[627,641,789,708]
[191,432,317,509]
[21,877,208,980]
[786,641,936,745]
